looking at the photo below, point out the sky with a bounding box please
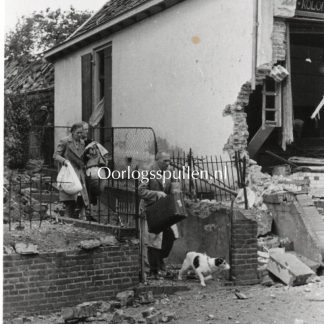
[4,0,109,33]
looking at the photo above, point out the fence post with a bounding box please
[135,167,139,234]
[188,148,195,199]
[135,167,145,283]
[8,173,12,231]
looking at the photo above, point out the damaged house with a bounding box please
[4,1,324,317]
[44,0,324,160]
[44,0,324,258]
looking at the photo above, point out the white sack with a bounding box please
[57,162,83,195]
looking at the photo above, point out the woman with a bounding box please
[53,122,89,218]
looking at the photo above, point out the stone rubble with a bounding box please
[54,290,178,324]
[14,242,38,254]
[267,251,315,286]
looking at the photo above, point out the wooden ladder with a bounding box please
[248,78,282,158]
[262,78,282,128]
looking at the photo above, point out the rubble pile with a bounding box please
[57,290,177,324]
[243,162,309,209]
[256,234,320,287]
[3,220,120,254]
[185,199,228,219]
[3,167,61,224]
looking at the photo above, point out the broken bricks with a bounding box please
[145,313,161,324]
[14,242,38,254]
[116,290,135,307]
[142,307,156,318]
[111,309,136,324]
[141,307,175,323]
[78,239,102,250]
[139,291,155,304]
[61,301,101,321]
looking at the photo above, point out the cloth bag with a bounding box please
[57,163,83,195]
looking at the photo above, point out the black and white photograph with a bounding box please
[3,0,324,323]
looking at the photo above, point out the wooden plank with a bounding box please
[247,126,275,158]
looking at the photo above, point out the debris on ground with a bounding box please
[14,242,38,254]
[78,239,102,250]
[3,220,119,253]
[139,291,155,305]
[5,277,324,324]
[234,290,248,300]
[258,235,281,251]
[116,290,135,307]
[61,301,101,321]
[267,251,315,286]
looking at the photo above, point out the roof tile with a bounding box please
[71,0,151,40]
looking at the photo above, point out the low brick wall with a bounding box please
[3,243,139,317]
[171,202,259,286]
[230,209,259,285]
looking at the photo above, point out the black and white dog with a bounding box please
[178,252,230,287]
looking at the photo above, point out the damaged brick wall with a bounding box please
[272,19,287,62]
[223,18,287,157]
[3,243,139,317]
[223,65,271,157]
[231,209,259,285]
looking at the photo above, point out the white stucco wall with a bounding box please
[54,0,256,156]
[54,56,83,142]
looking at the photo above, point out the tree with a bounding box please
[4,95,32,169]
[5,7,92,64]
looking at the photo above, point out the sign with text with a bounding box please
[295,0,324,18]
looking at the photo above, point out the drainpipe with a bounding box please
[252,0,259,90]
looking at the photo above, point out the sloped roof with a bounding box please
[45,0,185,62]
[5,60,54,94]
[70,0,151,40]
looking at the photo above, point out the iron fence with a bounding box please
[28,125,157,169]
[3,169,140,231]
[170,149,240,201]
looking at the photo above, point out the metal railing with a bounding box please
[3,169,140,231]
[170,149,240,201]
[28,125,157,169]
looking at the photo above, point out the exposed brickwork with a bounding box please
[223,17,287,157]
[223,64,271,157]
[230,209,259,285]
[272,19,287,62]
[3,243,139,317]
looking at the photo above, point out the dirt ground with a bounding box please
[4,221,324,324]
[5,277,324,324]
[3,220,112,253]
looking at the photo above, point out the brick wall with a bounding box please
[272,19,287,62]
[3,243,139,317]
[223,17,288,157]
[223,64,271,157]
[291,171,324,199]
[230,209,259,285]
